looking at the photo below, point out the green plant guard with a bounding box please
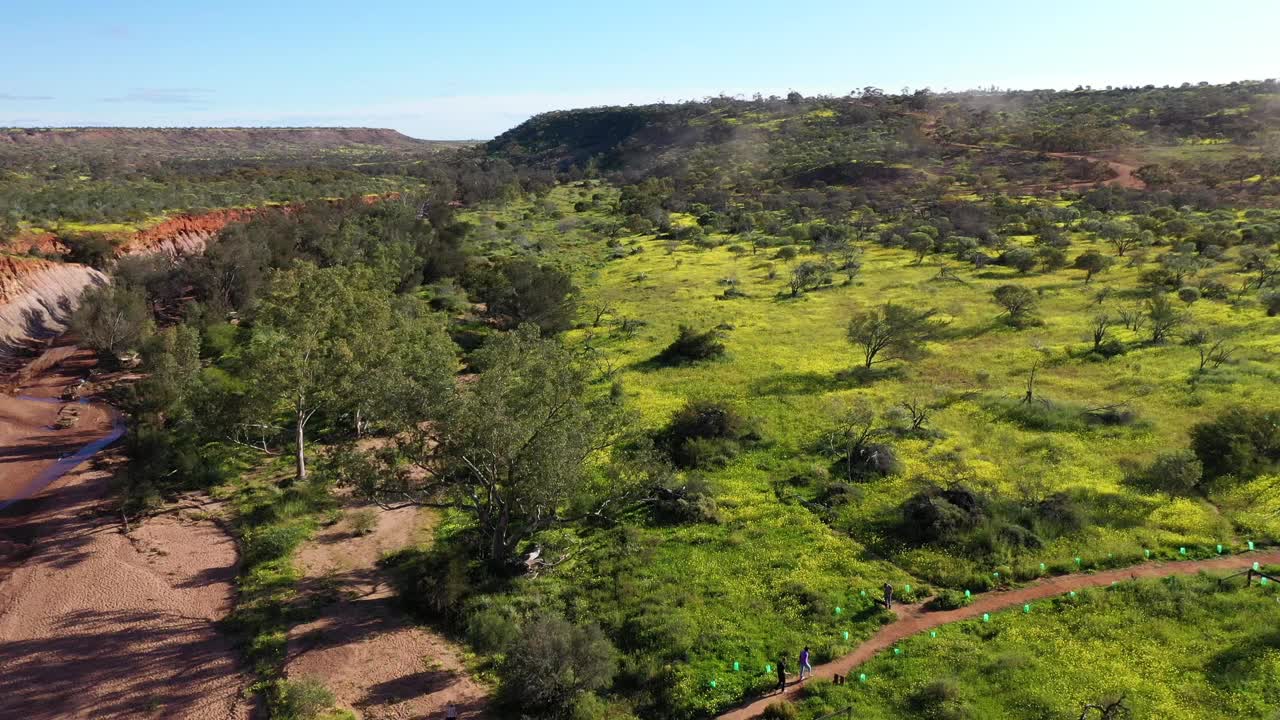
[1180,547,1187,555]
[904,584,911,593]
[1262,577,1270,587]
[893,647,901,656]
[1075,556,1082,566]
[733,661,739,672]
[1069,591,1077,598]
[992,571,999,578]
[929,630,937,638]
[709,680,717,688]
[1249,541,1255,551]
[964,589,971,599]
[835,606,842,615]
[1217,544,1223,553]
[1039,562,1046,572]
[1254,562,1261,571]
[860,590,867,597]
[843,630,850,641]
[982,613,990,622]
[1144,549,1150,558]
[1023,604,1030,613]
[766,664,772,673]
[859,673,867,683]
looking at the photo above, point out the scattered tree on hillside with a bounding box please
[787,260,832,297]
[1145,293,1185,343]
[1074,250,1115,283]
[847,303,947,369]
[992,284,1039,328]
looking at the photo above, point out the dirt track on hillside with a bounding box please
[285,500,489,719]
[0,345,251,720]
[718,550,1280,720]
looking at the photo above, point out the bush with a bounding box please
[347,508,378,536]
[760,701,799,720]
[655,325,726,365]
[243,522,311,565]
[900,486,985,544]
[466,605,521,653]
[499,612,618,714]
[658,400,758,469]
[1190,408,1280,482]
[1142,449,1204,494]
[911,678,970,719]
[833,441,902,480]
[1262,290,1280,317]
[272,678,339,720]
[928,589,973,610]
[651,475,720,524]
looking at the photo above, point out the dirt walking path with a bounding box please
[0,345,251,720]
[717,550,1280,720]
[285,501,489,719]
[941,141,1146,191]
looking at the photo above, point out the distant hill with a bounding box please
[0,127,470,161]
[488,81,1280,178]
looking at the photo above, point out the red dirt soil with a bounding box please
[717,549,1280,720]
[286,501,489,719]
[0,345,251,720]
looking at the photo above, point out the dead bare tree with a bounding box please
[1197,338,1236,372]
[899,399,931,432]
[1079,695,1131,720]
[1090,314,1111,353]
[1022,357,1041,405]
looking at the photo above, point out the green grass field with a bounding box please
[450,184,1280,717]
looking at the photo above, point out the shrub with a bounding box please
[652,475,720,524]
[655,325,726,365]
[272,678,338,720]
[499,613,618,714]
[243,522,311,565]
[1262,290,1280,317]
[1190,408,1280,482]
[834,441,901,480]
[911,678,970,719]
[347,508,378,536]
[928,589,973,610]
[1001,247,1037,273]
[900,486,985,544]
[1142,449,1204,494]
[760,701,799,720]
[658,400,759,469]
[466,606,521,653]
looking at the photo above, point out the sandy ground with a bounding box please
[286,500,489,719]
[0,345,251,720]
[718,549,1280,719]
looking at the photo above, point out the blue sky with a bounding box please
[4,0,1278,139]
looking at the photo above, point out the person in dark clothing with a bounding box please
[884,582,894,609]
[776,657,788,692]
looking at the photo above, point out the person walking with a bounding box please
[799,646,813,681]
[775,656,788,693]
[445,703,459,720]
[883,581,894,610]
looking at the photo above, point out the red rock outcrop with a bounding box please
[119,208,259,256]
